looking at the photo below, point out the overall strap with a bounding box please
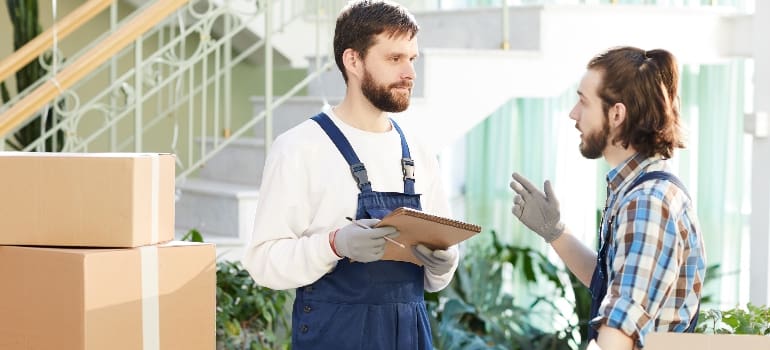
[311,113,371,192]
[624,171,690,198]
[623,170,699,332]
[390,118,416,194]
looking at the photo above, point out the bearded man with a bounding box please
[241,1,458,349]
[510,47,706,349]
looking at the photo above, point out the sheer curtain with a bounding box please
[677,62,748,307]
[464,94,575,250]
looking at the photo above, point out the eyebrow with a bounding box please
[387,51,419,59]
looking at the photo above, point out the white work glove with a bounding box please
[411,244,456,276]
[333,219,400,263]
[510,172,565,243]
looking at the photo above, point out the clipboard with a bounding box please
[375,207,482,265]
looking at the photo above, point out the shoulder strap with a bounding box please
[390,118,416,194]
[310,113,372,192]
[310,113,418,194]
[624,171,690,198]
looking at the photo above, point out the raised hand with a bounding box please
[510,172,565,243]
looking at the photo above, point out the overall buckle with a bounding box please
[401,158,415,181]
[350,163,370,190]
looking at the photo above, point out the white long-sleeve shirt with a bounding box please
[241,108,457,292]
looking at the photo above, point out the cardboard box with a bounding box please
[0,153,175,247]
[646,333,770,349]
[0,241,216,350]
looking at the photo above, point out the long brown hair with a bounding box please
[587,46,684,158]
[333,0,419,83]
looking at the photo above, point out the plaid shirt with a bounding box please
[590,153,706,348]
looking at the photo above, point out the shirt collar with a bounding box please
[606,153,664,194]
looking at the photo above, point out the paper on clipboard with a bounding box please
[374,207,482,266]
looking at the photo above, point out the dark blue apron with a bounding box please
[291,113,431,350]
[588,171,698,341]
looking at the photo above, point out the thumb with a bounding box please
[369,226,398,237]
[413,244,432,257]
[544,180,559,205]
[355,218,381,227]
[432,249,453,261]
[410,244,427,261]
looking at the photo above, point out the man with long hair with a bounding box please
[510,47,706,349]
[242,1,457,349]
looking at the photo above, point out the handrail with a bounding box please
[176,59,336,181]
[2,0,335,165]
[0,0,189,137]
[58,17,265,153]
[0,0,113,84]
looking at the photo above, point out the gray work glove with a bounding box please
[334,218,400,263]
[509,172,565,243]
[411,244,456,276]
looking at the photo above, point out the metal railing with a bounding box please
[1,0,339,181]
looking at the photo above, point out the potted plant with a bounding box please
[2,0,65,151]
[696,303,770,335]
[426,230,585,349]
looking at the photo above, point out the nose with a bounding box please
[568,103,579,121]
[402,61,416,81]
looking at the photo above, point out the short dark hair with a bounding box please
[587,46,684,158]
[333,0,419,83]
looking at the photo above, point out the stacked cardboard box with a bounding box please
[0,153,215,350]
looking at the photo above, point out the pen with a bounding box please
[345,216,406,248]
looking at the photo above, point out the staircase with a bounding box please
[174,4,751,260]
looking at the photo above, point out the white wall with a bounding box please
[749,0,770,306]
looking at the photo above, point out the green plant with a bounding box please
[568,272,592,348]
[216,260,292,350]
[426,230,585,349]
[181,229,293,350]
[2,0,65,151]
[696,304,770,336]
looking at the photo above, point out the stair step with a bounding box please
[175,229,249,262]
[196,138,267,186]
[178,177,259,196]
[250,96,342,138]
[175,178,259,241]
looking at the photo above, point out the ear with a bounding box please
[609,102,627,128]
[342,48,364,81]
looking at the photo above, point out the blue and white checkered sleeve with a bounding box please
[595,190,682,347]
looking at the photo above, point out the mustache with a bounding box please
[389,81,413,89]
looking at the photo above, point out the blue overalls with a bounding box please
[291,113,432,350]
[588,171,698,342]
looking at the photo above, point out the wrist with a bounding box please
[329,229,342,258]
[544,222,566,243]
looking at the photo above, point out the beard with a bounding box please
[579,116,610,159]
[361,68,412,113]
